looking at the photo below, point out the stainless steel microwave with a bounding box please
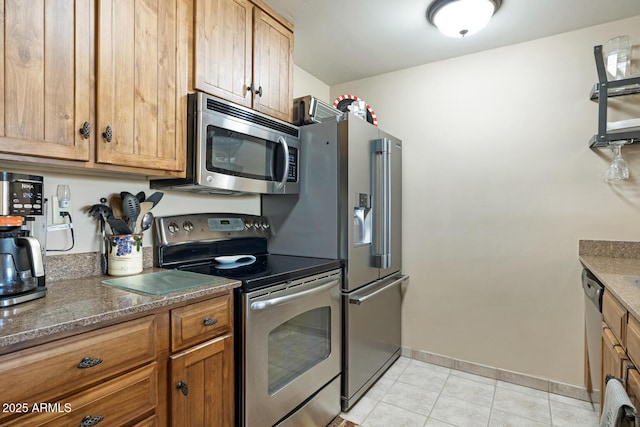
[151,92,300,195]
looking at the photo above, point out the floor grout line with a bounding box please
[342,356,598,427]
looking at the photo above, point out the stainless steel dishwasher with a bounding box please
[582,268,604,400]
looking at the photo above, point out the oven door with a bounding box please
[241,269,341,427]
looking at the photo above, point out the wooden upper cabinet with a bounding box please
[252,7,293,122]
[96,0,184,172]
[194,0,253,108]
[193,0,294,122]
[0,0,91,161]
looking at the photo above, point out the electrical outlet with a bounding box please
[51,195,71,224]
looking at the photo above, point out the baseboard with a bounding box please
[401,347,599,403]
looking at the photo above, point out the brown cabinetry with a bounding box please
[600,289,640,413]
[0,0,185,176]
[168,293,235,426]
[193,0,294,122]
[0,291,234,426]
[601,325,627,408]
[0,315,159,425]
[0,0,91,162]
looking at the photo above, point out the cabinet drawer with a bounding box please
[4,363,157,426]
[0,315,157,417]
[171,294,232,351]
[603,290,627,346]
[627,315,640,366]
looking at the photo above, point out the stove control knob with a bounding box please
[183,221,194,233]
[168,222,179,234]
[263,221,270,229]
[245,221,253,229]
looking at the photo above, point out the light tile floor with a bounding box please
[340,357,600,427]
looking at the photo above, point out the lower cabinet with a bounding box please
[600,288,640,413]
[170,334,235,426]
[3,364,157,426]
[601,325,627,408]
[0,291,234,426]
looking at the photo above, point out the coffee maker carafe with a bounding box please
[0,173,46,307]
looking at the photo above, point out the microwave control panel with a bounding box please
[287,147,298,182]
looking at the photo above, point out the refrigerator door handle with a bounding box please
[349,275,408,305]
[276,136,290,190]
[371,138,392,269]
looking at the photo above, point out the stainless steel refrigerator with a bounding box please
[262,113,407,411]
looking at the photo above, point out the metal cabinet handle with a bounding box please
[102,125,112,142]
[247,83,263,97]
[77,356,103,369]
[79,415,104,427]
[203,317,218,326]
[79,121,91,139]
[177,380,189,396]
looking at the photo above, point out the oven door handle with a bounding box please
[250,277,340,311]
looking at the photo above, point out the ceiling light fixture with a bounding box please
[427,0,502,38]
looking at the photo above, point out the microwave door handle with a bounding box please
[250,277,340,311]
[371,138,391,269]
[276,136,290,190]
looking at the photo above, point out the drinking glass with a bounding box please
[603,140,630,182]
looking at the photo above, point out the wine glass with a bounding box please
[603,140,630,183]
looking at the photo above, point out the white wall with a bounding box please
[331,16,640,387]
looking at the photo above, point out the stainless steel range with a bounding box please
[154,213,342,427]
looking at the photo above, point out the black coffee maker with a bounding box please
[0,173,46,307]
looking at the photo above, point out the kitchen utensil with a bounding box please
[107,194,123,220]
[135,191,146,203]
[141,211,154,232]
[122,193,141,232]
[136,201,154,234]
[87,204,113,220]
[145,191,164,207]
[107,218,132,235]
[99,216,107,275]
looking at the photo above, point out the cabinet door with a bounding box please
[0,0,91,161]
[194,0,253,109]
[252,7,293,122]
[96,0,184,172]
[601,326,627,409]
[170,334,234,427]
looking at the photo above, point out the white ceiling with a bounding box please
[263,0,640,85]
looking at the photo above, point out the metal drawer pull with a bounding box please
[77,357,103,369]
[102,125,112,142]
[349,275,408,305]
[203,317,218,326]
[79,415,104,427]
[79,121,91,139]
[247,83,263,97]
[177,380,189,396]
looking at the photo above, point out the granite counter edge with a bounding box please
[0,281,241,349]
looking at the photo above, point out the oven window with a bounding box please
[205,126,275,181]
[268,307,331,395]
